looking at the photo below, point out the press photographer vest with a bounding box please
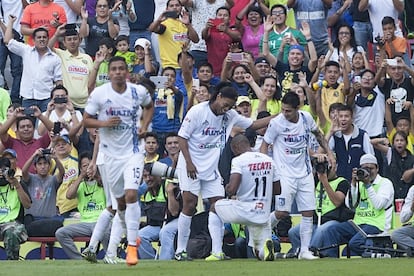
[0,185,21,223]
[316,177,346,216]
[142,183,167,226]
[353,179,389,231]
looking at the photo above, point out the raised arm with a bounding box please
[79,7,89,38]
[262,15,277,67]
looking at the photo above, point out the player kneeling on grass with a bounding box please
[211,134,280,261]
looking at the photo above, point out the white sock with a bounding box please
[106,213,126,258]
[270,212,279,229]
[208,212,224,254]
[300,216,313,253]
[89,209,114,252]
[125,202,141,246]
[176,212,192,253]
[117,209,127,230]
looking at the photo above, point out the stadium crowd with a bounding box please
[1,0,414,264]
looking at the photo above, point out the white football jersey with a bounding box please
[85,82,152,158]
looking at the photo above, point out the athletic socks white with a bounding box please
[176,212,192,253]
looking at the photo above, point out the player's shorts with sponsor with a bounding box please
[275,173,315,213]
[215,199,271,249]
[178,168,224,199]
[103,153,145,198]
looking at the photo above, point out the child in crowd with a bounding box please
[90,38,117,89]
[187,83,211,111]
[132,38,157,78]
[381,16,407,59]
[115,35,136,72]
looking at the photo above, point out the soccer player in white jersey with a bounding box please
[174,83,273,261]
[213,134,280,261]
[83,56,154,266]
[260,92,335,260]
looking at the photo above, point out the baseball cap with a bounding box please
[56,135,71,144]
[236,96,251,106]
[134,38,151,49]
[255,57,270,65]
[289,44,305,54]
[360,154,377,166]
[1,149,17,159]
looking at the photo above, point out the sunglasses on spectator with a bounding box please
[272,10,285,15]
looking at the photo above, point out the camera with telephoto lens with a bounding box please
[356,168,370,181]
[312,158,329,174]
[0,168,15,178]
[146,161,178,179]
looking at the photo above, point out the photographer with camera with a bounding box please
[0,157,31,260]
[138,162,182,260]
[321,153,394,257]
[288,154,351,256]
[21,147,65,237]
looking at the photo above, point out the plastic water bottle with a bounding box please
[371,253,391,258]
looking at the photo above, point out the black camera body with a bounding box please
[375,34,384,47]
[356,168,370,181]
[53,122,62,135]
[54,97,68,104]
[312,157,329,174]
[23,108,35,116]
[0,168,15,178]
[42,149,52,155]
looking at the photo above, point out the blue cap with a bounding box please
[56,135,71,144]
[1,149,17,158]
[289,44,305,54]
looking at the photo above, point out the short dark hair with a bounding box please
[281,92,300,109]
[78,151,93,170]
[51,84,68,98]
[209,82,238,103]
[99,37,117,56]
[16,116,35,129]
[216,6,230,16]
[108,56,127,69]
[164,132,178,145]
[145,132,159,142]
[115,35,129,45]
[166,0,182,7]
[161,66,176,77]
[197,62,213,72]
[177,51,194,63]
[337,104,353,115]
[382,16,395,27]
[270,4,287,15]
[325,60,340,69]
[360,69,376,79]
[33,27,49,39]
[328,102,345,114]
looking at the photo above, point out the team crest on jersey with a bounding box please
[278,197,285,207]
[202,120,209,127]
[283,128,290,132]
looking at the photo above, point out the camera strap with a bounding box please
[317,181,324,214]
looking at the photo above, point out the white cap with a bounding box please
[134,38,151,49]
[360,154,377,166]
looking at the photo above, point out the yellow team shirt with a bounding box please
[387,128,414,154]
[158,18,188,69]
[115,51,136,72]
[55,48,94,108]
[55,155,79,214]
[321,83,345,122]
[250,99,281,119]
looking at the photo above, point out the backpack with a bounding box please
[186,211,212,259]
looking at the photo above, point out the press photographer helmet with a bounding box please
[144,161,178,179]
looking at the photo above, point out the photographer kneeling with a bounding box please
[288,154,352,256]
[320,154,394,257]
[0,157,31,260]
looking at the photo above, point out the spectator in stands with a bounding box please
[235,96,252,118]
[254,57,271,79]
[138,163,182,260]
[261,92,335,260]
[350,0,372,51]
[38,85,82,137]
[159,132,180,167]
[328,104,374,181]
[151,67,184,153]
[202,6,241,77]
[114,35,135,72]
[3,103,21,139]
[358,0,404,40]
[328,24,364,65]
[321,154,394,257]
[0,0,24,104]
[176,48,196,112]
[20,0,67,47]
[110,0,137,36]
[288,0,332,57]
[53,135,79,217]
[128,0,155,51]
[327,0,353,43]
[79,0,120,57]
[22,148,65,237]
[144,132,160,163]
[264,0,296,28]
[372,132,414,200]
[247,74,282,119]
[149,0,199,69]
[379,16,407,60]
[235,3,265,59]
[375,57,414,132]
[54,0,82,24]
[386,116,414,154]
[0,149,22,181]
[391,185,414,253]
[3,16,63,112]
[55,152,109,259]
[263,20,316,95]
[131,38,158,78]
[185,0,233,68]
[260,4,306,64]
[221,62,255,97]
[0,107,53,174]
[0,157,31,260]
[88,38,117,89]
[174,83,272,261]
[288,155,351,255]
[197,62,220,87]
[48,24,94,111]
